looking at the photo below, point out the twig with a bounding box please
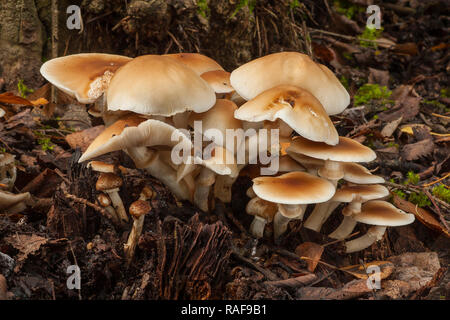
[231,249,280,281]
[63,192,112,220]
[264,273,317,288]
[422,173,450,187]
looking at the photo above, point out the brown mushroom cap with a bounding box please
[252,172,335,205]
[200,70,234,94]
[97,193,112,207]
[129,200,151,219]
[287,136,376,163]
[230,52,350,115]
[235,85,339,145]
[107,55,216,116]
[40,53,132,103]
[355,200,415,226]
[342,162,385,184]
[96,173,123,191]
[164,53,224,75]
[332,184,389,202]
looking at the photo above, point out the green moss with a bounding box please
[290,0,300,9]
[231,0,256,18]
[339,76,349,91]
[197,0,210,18]
[422,99,449,112]
[432,184,450,203]
[333,0,364,20]
[408,192,431,207]
[405,171,420,185]
[353,83,392,106]
[440,88,450,98]
[34,131,55,152]
[358,26,384,48]
[17,79,34,98]
[392,189,406,199]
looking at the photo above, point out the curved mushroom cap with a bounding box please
[246,197,278,222]
[355,200,415,226]
[96,173,123,191]
[230,52,350,115]
[107,55,216,116]
[235,85,339,145]
[79,116,192,164]
[278,155,306,172]
[0,153,15,166]
[40,53,132,104]
[252,172,335,205]
[200,70,234,94]
[129,200,151,219]
[200,145,239,177]
[188,99,242,147]
[0,191,31,211]
[333,184,389,202]
[287,136,376,163]
[97,193,112,207]
[286,151,324,170]
[342,163,385,184]
[164,53,224,75]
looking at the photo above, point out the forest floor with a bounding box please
[0,0,449,300]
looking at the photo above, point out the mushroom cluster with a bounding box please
[40,51,415,254]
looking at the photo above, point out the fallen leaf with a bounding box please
[4,234,48,271]
[401,138,434,161]
[0,92,48,107]
[381,116,403,137]
[393,194,450,237]
[65,125,105,152]
[340,261,394,280]
[368,68,390,87]
[295,242,324,272]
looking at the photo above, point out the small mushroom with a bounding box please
[96,173,128,223]
[0,191,32,214]
[97,193,120,225]
[246,197,278,238]
[344,201,415,253]
[252,172,335,239]
[341,162,385,184]
[328,184,390,239]
[200,70,234,99]
[124,200,151,265]
[164,52,224,75]
[304,184,389,233]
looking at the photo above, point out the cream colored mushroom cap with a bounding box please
[355,200,415,226]
[78,116,192,163]
[252,171,335,205]
[235,85,339,145]
[201,70,234,93]
[230,52,350,115]
[107,55,216,116]
[246,197,278,222]
[0,191,31,211]
[287,136,376,163]
[164,53,224,75]
[40,53,132,104]
[188,99,242,147]
[342,163,385,184]
[332,184,389,202]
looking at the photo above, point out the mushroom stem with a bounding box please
[328,215,357,239]
[193,168,216,212]
[124,214,145,265]
[106,189,128,223]
[214,174,237,203]
[345,226,386,253]
[319,160,344,181]
[249,215,268,239]
[303,201,339,232]
[273,211,292,239]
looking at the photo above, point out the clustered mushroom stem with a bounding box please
[273,211,292,239]
[328,215,357,240]
[345,226,387,253]
[303,201,339,232]
[194,184,213,212]
[249,215,267,239]
[124,215,145,265]
[106,190,128,223]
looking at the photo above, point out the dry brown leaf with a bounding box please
[393,194,450,237]
[295,242,324,272]
[381,116,403,137]
[5,234,48,265]
[65,125,105,152]
[340,261,394,280]
[401,138,434,160]
[0,92,48,107]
